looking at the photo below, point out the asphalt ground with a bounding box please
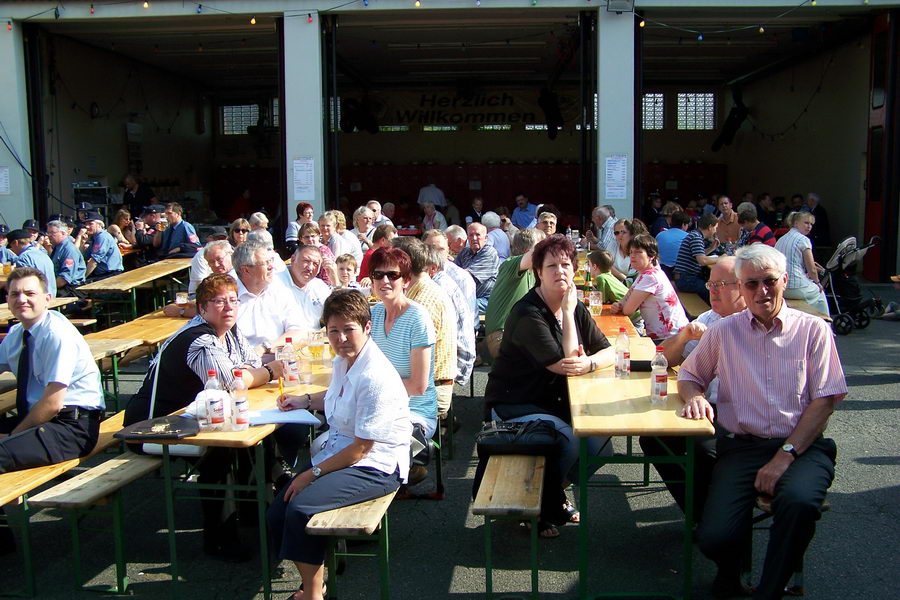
[2,282,898,599]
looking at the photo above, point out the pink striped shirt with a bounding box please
[678,304,847,438]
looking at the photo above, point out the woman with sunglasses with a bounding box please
[269,290,411,600]
[368,247,438,443]
[228,218,250,249]
[285,202,315,254]
[124,274,286,561]
[485,234,615,537]
[298,222,338,285]
[774,211,830,316]
[610,218,648,284]
[610,234,689,342]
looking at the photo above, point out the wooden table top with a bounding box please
[149,363,332,449]
[86,338,144,360]
[84,308,187,346]
[593,312,639,338]
[568,368,714,438]
[0,297,79,323]
[77,258,192,293]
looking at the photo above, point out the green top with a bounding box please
[485,254,535,334]
[593,272,641,321]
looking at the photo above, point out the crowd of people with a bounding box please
[0,183,852,600]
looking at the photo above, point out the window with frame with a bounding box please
[677,92,715,130]
[642,93,664,130]
[423,125,458,132]
[221,104,259,135]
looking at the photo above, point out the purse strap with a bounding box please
[147,337,166,420]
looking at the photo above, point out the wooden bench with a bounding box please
[0,389,15,415]
[306,490,398,600]
[676,291,710,320]
[67,317,98,331]
[29,451,161,594]
[0,410,125,597]
[471,455,545,600]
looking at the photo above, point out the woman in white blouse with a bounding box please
[609,218,648,284]
[775,211,829,315]
[268,290,411,600]
[350,206,376,251]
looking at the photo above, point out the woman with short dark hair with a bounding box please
[610,234,688,341]
[485,234,614,537]
[268,289,411,600]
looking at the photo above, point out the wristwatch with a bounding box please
[781,443,798,459]
[312,466,323,478]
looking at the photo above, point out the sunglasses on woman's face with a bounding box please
[235,229,249,234]
[372,270,403,281]
[614,230,627,235]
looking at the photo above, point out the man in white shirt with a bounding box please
[232,241,306,355]
[368,200,394,227]
[584,205,618,255]
[247,229,286,274]
[278,245,333,331]
[417,182,446,209]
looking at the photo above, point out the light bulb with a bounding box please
[759,26,765,34]
[415,0,421,6]
[250,16,257,25]
[639,19,645,28]
[90,4,95,15]
[307,13,313,23]
[143,1,150,9]
[197,4,202,14]
[697,33,703,41]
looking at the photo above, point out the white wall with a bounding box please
[41,34,213,215]
[0,25,33,229]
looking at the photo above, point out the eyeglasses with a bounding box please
[614,230,628,235]
[704,280,739,290]
[234,229,249,234]
[372,270,403,281]
[208,297,240,308]
[740,276,782,290]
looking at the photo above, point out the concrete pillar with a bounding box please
[0,22,34,227]
[282,12,326,219]
[596,9,635,219]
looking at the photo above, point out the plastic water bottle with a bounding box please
[204,370,225,430]
[281,337,301,383]
[650,346,668,405]
[230,369,249,431]
[615,327,630,378]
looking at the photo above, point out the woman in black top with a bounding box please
[485,234,614,536]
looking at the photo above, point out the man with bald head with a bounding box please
[455,222,500,328]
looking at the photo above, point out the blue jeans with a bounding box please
[675,273,710,305]
[491,410,612,485]
[475,296,489,330]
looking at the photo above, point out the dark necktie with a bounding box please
[15,330,31,418]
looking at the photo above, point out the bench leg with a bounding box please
[529,515,539,599]
[70,511,83,590]
[161,446,180,598]
[325,538,339,600]
[378,515,390,600]
[253,442,272,600]
[5,499,37,598]
[112,492,129,593]
[483,516,493,599]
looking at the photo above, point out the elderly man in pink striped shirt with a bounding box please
[678,244,847,600]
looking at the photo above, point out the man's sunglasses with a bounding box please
[741,277,782,290]
[372,270,403,281]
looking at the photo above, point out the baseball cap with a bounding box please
[7,229,32,243]
[0,224,9,235]
[208,226,228,239]
[22,219,40,232]
[82,211,105,224]
[76,201,94,211]
[142,204,165,216]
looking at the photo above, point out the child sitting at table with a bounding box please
[588,250,642,325]
[335,253,370,296]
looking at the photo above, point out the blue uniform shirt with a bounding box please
[0,246,14,264]
[511,203,538,229]
[160,220,201,257]
[86,230,123,276]
[14,246,58,297]
[0,311,104,411]
[51,237,87,285]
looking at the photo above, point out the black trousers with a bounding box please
[638,419,722,518]
[0,409,101,473]
[697,435,836,600]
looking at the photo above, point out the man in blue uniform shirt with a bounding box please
[154,202,201,258]
[0,224,13,264]
[47,220,87,297]
[82,212,123,281]
[511,192,539,229]
[7,229,57,297]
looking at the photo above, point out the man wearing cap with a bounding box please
[153,203,200,258]
[81,212,123,281]
[122,175,157,218]
[22,219,43,252]
[46,220,87,297]
[6,229,57,297]
[0,225,13,264]
[128,204,163,258]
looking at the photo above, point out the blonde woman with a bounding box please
[774,211,829,315]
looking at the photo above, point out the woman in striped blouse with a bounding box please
[774,211,829,316]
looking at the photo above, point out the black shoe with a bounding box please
[711,570,752,598]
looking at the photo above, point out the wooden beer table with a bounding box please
[0,297,79,323]
[77,258,191,320]
[86,338,145,410]
[568,368,714,599]
[85,308,188,350]
[149,364,331,600]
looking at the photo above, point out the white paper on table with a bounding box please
[248,408,320,426]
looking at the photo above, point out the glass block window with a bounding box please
[423,125,458,132]
[642,93,664,130]
[379,125,410,132]
[221,104,258,135]
[271,97,279,127]
[677,92,715,130]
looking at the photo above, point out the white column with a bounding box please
[283,12,325,218]
[597,9,635,218]
[0,23,34,226]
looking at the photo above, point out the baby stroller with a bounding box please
[822,236,883,335]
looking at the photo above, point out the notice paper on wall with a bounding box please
[0,167,9,195]
[604,155,627,200]
[293,157,315,202]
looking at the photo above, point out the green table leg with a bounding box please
[112,491,129,593]
[254,443,272,600]
[682,438,695,600]
[161,446,179,598]
[529,515,539,599]
[378,513,390,600]
[484,516,493,599]
[129,288,138,321]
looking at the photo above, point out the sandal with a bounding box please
[562,500,580,524]
[290,582,327,599]
[520,520,560,538]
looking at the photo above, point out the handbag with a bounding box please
[475,419,561,457]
